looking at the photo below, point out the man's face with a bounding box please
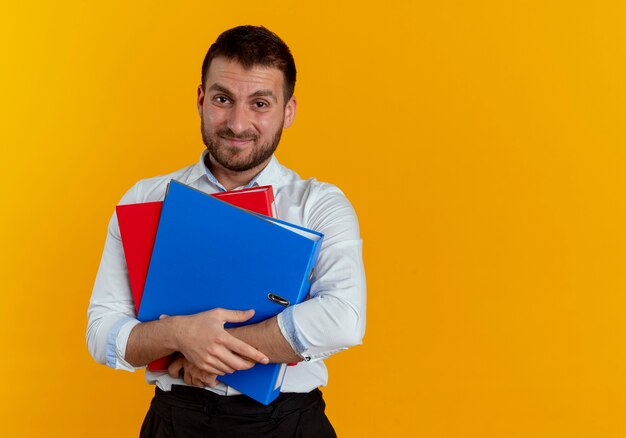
[197,57,296,173]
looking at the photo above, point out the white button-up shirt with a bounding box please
[87,151,366,394]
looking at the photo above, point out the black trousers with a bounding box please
[140,385,337,438]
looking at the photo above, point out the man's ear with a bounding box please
[197,85,205,117]
[283,96,297,128]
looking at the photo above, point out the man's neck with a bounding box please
[205,153,270,191]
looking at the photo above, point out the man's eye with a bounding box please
[254,101,268,109]
[215,96,229,104]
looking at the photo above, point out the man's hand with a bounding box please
[173,308,269,375]
[168,355,219,388]
[125,308,269,372]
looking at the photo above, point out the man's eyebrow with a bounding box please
[250,89,277,102]
[207,83,277,103]
[207,83,232,95]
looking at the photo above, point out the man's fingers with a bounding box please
[198,372,218,388]
[214,308,256,324]
[175,309,268,376]
[222,334,269,365]
[183,370,192,386]
[216,350,257,372]
[190,375,204,388]
[180,363,218,388]
[171,356,217,388]
[168,357,185,378]
[197,343,258,373]
[204,361,232,375]
[206,375,218,387]
[206,309,269,364]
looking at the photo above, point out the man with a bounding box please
[87,25,366,437]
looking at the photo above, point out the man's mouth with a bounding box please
[218,130,258,145]
[220,135,255,147]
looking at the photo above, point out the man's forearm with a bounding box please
[124,309,269,374]
[124,314,301,367]
[125,316,180,367]
[227,316,302,364]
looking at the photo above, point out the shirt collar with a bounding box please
[190,150,282,192]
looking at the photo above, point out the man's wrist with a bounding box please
[164,315,184,352]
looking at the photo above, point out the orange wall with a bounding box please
[1,1,625,436]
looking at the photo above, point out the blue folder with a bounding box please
[137,180,324,405]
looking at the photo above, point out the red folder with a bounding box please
[116,184,276,372]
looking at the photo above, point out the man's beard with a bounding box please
[201,118,283,172]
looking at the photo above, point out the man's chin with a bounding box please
[212,153,260,173]
[221,162,256,172]
[205,139,277,173]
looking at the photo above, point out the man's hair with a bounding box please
[201,25,297,103]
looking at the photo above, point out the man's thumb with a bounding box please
[223,309,255,323]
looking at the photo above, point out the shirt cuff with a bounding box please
[277,307,344,363]
[106,317,141,371]
[277,307,308,359]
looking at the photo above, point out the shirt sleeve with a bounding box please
[277,184,366,362]
[86,184,142,371]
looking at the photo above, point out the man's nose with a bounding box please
[227,104,252,135]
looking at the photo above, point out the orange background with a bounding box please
[1,1,625,436]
